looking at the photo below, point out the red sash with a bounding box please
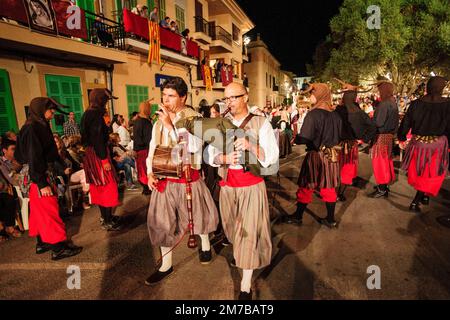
[219,168,263,187]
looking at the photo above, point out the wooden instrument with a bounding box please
[151,146,183,178]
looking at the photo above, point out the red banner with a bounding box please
[123,9,199,59]
[0,0,28,24]
[51,0,88,40]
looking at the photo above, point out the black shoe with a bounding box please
[102,216,123,231]
[238,290,252,300]
[222,237,231,246]
[51,243,83,261]
[421,196,429,205]
[337,194,346,202]
[409,202,421,213]
[320,218,338,229]
[199,250,212,265]
[36,242,52,254]
[285,215,303,225]
[144,267,173,285]
[230,258,237,268]
[369,188,388,198]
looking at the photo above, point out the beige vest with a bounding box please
[153,108,202,170]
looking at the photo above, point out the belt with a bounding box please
[320,145,341,163]
[414,135,440,143]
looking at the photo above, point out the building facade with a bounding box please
[0,0,253,135]
[244,34,283,109]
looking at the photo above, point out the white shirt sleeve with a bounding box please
[146,124,159,174]
[176,127,203,154]
[257,119,279,168]
[205,144,222,168]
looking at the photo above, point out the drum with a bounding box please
[152,146,183,178]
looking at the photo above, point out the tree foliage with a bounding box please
[311,0,450,93]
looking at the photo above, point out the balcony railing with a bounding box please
[208,25,232,46]
[194,16,209,35]
[85,11,126,50]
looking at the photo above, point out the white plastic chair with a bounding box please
[14,186,29,231]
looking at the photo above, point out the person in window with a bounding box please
[170,21,180,34]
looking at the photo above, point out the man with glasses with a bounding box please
[206,83,279,300]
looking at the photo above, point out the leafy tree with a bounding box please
[311,0,449,94]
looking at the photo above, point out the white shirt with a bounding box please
[206,112,279,170]
[146,110,203,174]
[117,125,131,147]
[112,122,120,133]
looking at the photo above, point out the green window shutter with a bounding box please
[44,75,83,135]
[175,5,185,31]
[159,0,166,20]
[126,85,149,115]
[147,0,155,10]
[0,69,18,135]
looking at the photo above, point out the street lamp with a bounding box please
[243,36,251,46]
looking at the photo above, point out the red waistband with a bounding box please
[219,168,263,187]
[156,169,201,192]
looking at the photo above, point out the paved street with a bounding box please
[0,145,449,300]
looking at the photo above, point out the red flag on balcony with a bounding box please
[0,0,28,24]
[51,0,88,40]
[148,20,161,65]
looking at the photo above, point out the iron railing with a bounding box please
[194,16,209,35]
[85,11,126,50]
[208,24,232,46]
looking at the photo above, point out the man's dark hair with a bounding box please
[1,138,15,152]
[165,16,170,20]
[131,111,138,117]
[161,77,188,98]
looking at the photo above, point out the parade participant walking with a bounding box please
[205,83,279,300]
[80,88,122,231]
[144,77,218,285]
[286,83,342,228]
[15,97,82,260]
[133,101,153,195]
[398,76,449,212]
[335,87,376,201]
[369,80,399,198]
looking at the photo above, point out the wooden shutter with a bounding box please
[0,69,18,134]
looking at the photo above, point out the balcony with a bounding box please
[0,3,127,66]
[192,16,212,45]
[122,9,199,65]
[208,25,232,53]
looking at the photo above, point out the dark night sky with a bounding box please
[236,0,343,76]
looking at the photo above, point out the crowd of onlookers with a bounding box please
[131,5,190,39]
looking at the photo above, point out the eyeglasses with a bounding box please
[222,94,245,104]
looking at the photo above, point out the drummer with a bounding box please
[144,77,219,285]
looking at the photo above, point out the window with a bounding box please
[126,85,149,115]
[147,0,156,10]
[45,74,83,134]
[159,0,166,21]
[175,5,185,32]
[232,23,240,42]
[0,69,18,134]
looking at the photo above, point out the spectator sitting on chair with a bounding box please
[160,16,170,29]
[0,139,22,241]
[54,134,90,210]
[117,118,131,148]
[110,133,137,190]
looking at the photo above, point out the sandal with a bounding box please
[5,226,22,238]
